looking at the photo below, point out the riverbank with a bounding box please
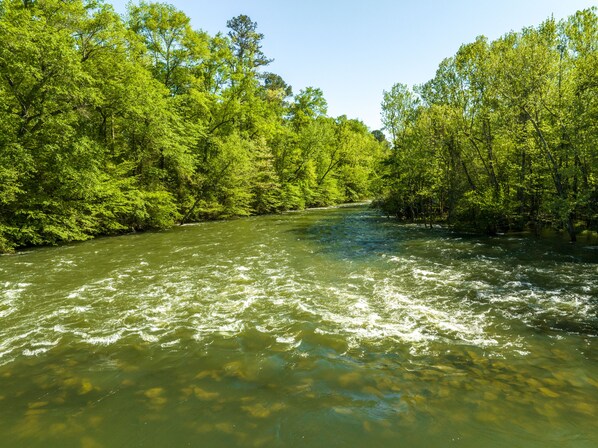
[0,200,374,255]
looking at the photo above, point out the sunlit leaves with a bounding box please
[379,7,598,240]
[0,0,386,252]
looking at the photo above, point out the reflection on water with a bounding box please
[0,205,596,447]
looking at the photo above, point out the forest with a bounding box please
[379,8,598,241]
[1,1,597,252]
[0,0,387,252]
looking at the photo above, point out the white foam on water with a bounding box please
[0,306,15,318]
[0,213,596,368]
[23,348,49,357]
[85,332,123,346]
[1,282,30,301]
[139,332,160,343]
[31,338,62,347]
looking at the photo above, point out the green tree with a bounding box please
[0,1,387,252]
[378,8,598,240]
[127,1,209,95]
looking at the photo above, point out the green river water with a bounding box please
[0,205,597,447]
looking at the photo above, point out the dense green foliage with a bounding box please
[4,2,594,251]
[0,0,386,252]
[379,9,598,241]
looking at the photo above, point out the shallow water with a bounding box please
[0,205,597,447]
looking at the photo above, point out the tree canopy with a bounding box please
[3,1,593,252]
[0,0,386,252]
[378,8,598,241]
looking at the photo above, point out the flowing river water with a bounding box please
[0,205,597,447]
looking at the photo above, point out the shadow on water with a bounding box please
[287,205,425,259]
[289,205,598,265]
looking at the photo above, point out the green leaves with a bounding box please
[0,1,387,252]
[127,1,209,94]
[381,83,418,147]
[379,7,598,240]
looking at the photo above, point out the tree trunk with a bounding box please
[567,214,577,242]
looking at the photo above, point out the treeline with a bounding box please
[0,0,386,252]
[378,9,598,241]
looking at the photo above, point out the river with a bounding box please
[0,205,596,447]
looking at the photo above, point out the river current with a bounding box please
[0,205,596,447]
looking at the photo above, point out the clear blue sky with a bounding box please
[110,0,597,130]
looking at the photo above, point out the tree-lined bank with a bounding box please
[1,1,597,252]
[379,8,598,241]
[0,0,386,253]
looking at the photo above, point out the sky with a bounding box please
[110,0,598,130]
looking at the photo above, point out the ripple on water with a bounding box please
[0,210,596,369]
[0,209,597,448]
